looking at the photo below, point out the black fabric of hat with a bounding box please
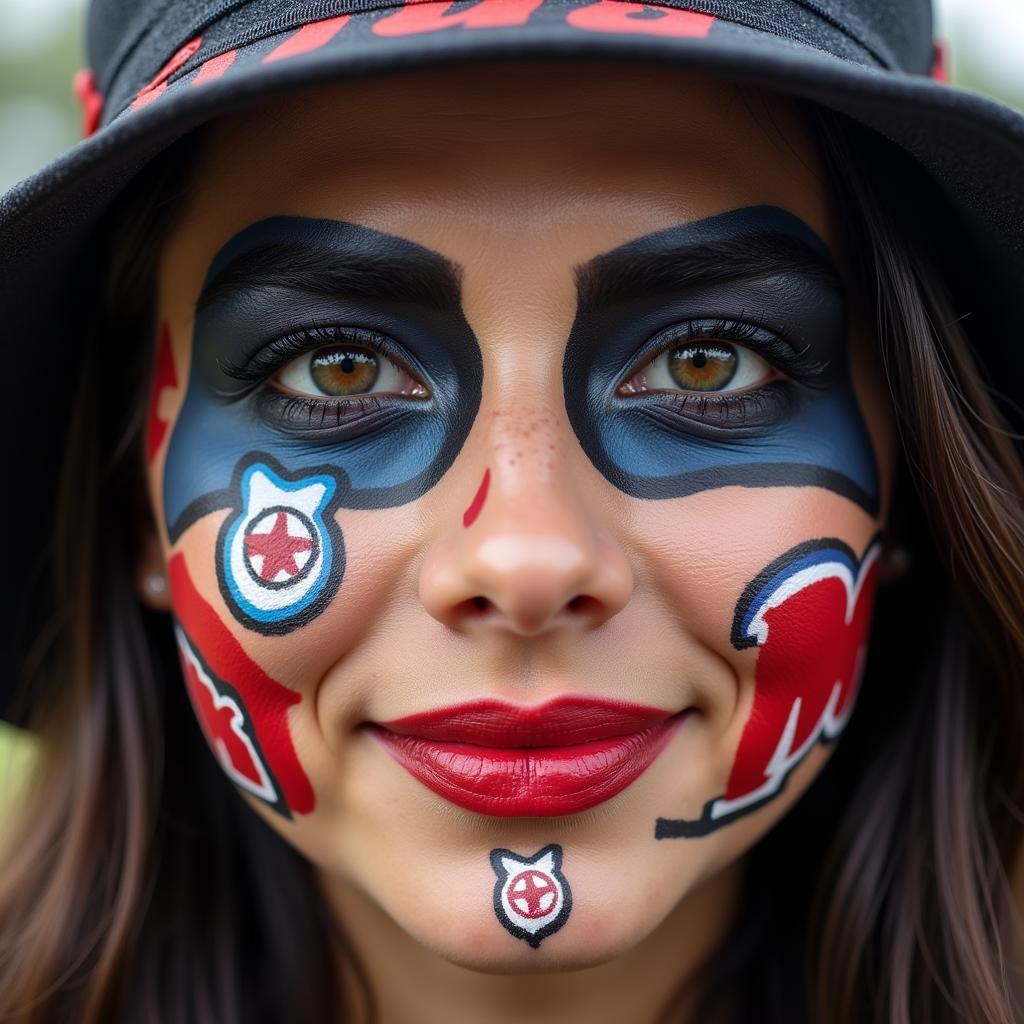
[2,0,1023,723]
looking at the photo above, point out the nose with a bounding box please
[418,412,634,637]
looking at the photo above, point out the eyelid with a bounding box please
[216,323,430,400]
[615,318,829,395]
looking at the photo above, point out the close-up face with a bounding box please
[145,60,897,972]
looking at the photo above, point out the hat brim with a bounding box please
[3,4,1023,723]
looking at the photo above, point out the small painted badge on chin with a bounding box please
[490,844,572,948]
[216,457,345,635]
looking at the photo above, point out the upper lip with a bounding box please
[373,695,676,747]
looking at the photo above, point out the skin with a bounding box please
[140,61,900,1022]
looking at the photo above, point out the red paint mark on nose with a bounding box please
[463,468,491,528]
[146,322,178,464]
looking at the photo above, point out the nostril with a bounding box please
[567,594,601,615]
[446,595,494,625]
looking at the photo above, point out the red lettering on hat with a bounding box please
[169,553,316,815]
[930,39,949,83]
[264,15,352,62]
[567,2,714,37]
[72,68,103,137]
[133,35,203,110]
[373,0,543,37]
[146,322,178,464]
[192,48,238,87]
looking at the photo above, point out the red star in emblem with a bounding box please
[244,512,312,582]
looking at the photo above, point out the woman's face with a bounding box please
[147,61,896,969]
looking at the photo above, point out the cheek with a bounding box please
[641,488,880,838]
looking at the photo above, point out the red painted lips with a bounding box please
[366,696,687,816]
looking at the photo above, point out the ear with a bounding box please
[135,517,171,612]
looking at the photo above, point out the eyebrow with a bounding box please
[196,240,463,316]
[574,213,842,310]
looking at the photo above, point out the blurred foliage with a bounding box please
[0,721,37,822]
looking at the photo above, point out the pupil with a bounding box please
[310,346,379,396]
[668,342,737,392]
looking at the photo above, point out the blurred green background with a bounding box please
[0,1,1022,807]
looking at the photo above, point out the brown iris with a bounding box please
[310,346,379,396]
[668,343,737,391]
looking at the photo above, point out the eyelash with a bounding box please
[217,323,429,434]
[219,317,823,435]
[218,323,417,394]
[615,318,828,429]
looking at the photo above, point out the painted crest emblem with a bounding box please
[490,844,572,948]
[218,460,343,634]
[656,536,881,838]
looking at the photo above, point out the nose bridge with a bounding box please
[419,401,633,636]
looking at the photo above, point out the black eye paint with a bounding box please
[164,217,483,543]
[162,217,483,634]
[563,205,879,514]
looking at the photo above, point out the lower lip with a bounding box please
[366,712,689,817]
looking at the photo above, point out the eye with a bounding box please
[274,344,429,400]
[619,340,775,396]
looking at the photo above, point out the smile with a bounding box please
[365,695,690,816]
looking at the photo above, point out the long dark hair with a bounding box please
[0,99,1020,1024]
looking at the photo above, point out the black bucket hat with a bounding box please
[3,0,1024,724]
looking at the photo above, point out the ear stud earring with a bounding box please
[879,544,912,583]
[144,571,168,598]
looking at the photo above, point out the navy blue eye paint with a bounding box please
[162,217,482,633]
[563,206,879,514]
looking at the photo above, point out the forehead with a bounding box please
[164,60,834,290]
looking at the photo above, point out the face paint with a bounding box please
[462,467,490,528]
[146,321,177,464]
[656,536,881,838]
[163,217,482,631]
[217,455,344,634]
[490,844,572,948]
[169,553,315,817]
[563,206,878,514]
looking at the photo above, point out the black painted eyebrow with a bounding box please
[196,241,463,316]
[575,217,841,310]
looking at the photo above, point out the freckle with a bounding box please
[463,467,491,528]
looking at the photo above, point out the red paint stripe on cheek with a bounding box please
[463,467,491,527]
[146,322,178,464]
[168,554,316,814]
[263,16,351,62]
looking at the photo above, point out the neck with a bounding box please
[321,857,744,1024]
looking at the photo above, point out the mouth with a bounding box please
[364,695,691,817]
